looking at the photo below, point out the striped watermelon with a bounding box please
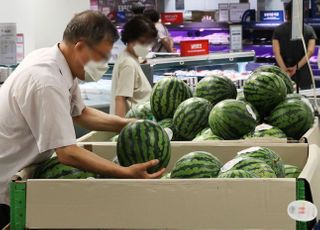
[195,75,237,106]
[193,128,223,141]
[170,151,222,179]
[220,157,277,178]
[173,97,212,140]
[287,94,316,114]
[117,120,171,173]
[235,147,285,177]
[34,157,96,179]
[218,170,257,178]
[254,65,294,94]
[208,99,257,140]
[126,101,154,120]
[268,98,314,139]
[244,124,286,139]
[158,118,173,130]
[244,71,287,116]
[284,164,302,178]
[151,77,192,121]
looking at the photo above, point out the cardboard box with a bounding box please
[11,142,320,229]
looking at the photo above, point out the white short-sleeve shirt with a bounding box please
[0,44,85,205]
[110,50,152,115]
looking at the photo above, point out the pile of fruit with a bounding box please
[122,65,315,142]
[164,146,302,179]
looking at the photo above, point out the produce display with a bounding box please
[150,77,192,121]
[235,147,285,177]
[193,128,222,141]
[195,75,237,106]
[125,101,153,120]
[116,120,171,173]
[244,71,287,117]
[158,118,174,130]
[34,157,96,179]
[208,99,257,140]
[173,97,212,140]
[218,170,257,178]
[284,164,302,178]
[244,124,286,139]
[170,151,222,179]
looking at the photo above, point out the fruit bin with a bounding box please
[10,142,320,230]
[77,118,320,145]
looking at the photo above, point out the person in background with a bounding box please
[143,9,175,53]
[272,1,317,89]
[131,2,145,15]
[0,11,164,229]
[110,16,157,117]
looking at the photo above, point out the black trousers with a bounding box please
[0,204,10,229]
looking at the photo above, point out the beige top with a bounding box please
[110,50,152,115]
[0,44,85,205]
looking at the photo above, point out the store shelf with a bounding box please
[148,51,256,70]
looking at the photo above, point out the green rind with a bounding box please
[117,120,171,173]
[235,147,285,177]
[173,97,213,140]
[158,118,174,130]
[244,71,287,116]
[208,99,257,140]
[244,124,286,139]
[193,128,223,141]
[284,164,302,178]
[268,98,314,139]
[171,151,222,179]
[150,77,192,121]
[218,170,257,178]
[195,75,237,106]
[125,101,154,120]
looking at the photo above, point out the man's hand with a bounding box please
[287,66,297,77]
[123,160,166,179]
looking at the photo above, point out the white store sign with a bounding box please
[0,23,17,66]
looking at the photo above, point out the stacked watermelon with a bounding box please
[126,101,154,120]
[244,124,286,139]
[218,170,256,178]
[195,75,237,106]
[170,151,222,179]
[34,157,96,179]
[117,120,171,173]
[193,128,223,141]
[284,164,302,178]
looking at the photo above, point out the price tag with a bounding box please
[287,200,317,222]
[237,147,262,156]
[220,157,244,173]
[246,104,257,121]
[164,128,173,141]
[255,124,273,131]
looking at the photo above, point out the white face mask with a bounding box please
[84,60,109,82]
[133,43,151,59]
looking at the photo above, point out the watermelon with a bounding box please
[117,120,171,173]
[110,135,119,142]
[158,118,173,130]
[237,92,261,123]
[173,97,212,140]
[235,147,285,177]
[126,101,154,120]
[151,77,192,121]
[170,151,222,179]
[218,170,257,178]
[34,157,96,179]
[161,172,171,179]
[268,98,314,139]
[287,94,316,114]
[244,71,287,116]
[208,99,257,140]
[244,124,286,139]
[193,128,222,141]
[195,75,237,106]
[220,157,277,178]
[284,164,302,178]
[254,65,294,94]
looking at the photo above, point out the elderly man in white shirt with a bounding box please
[0,10,164,228]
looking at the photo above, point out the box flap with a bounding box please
[300,118,320,145]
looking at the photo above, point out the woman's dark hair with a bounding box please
[131,2,145,15]
[121,16,158,44]
[63,10,119,45]
[143,9,160,23]
[285,1,292,20]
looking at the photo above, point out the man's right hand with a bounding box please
[122,159,166,179]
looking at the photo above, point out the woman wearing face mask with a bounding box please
[110,16,157,117]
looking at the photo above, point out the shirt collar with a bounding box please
[53,43,74,90]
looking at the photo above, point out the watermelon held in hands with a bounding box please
[34,157,96,179]
[173,97,213,140]
[254,65,294,94]
[244,71,287,116]
[244,124,286,139]
[268,98,314,139]
[208,99,257,140]
[235,147,285,178]
[125,101,154,120]
[195,75,237,106]
[116,120,171,173]
[220,157,277,178]
[151,77,192,121]
[170,151,222,179]
[218,170,257,178]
